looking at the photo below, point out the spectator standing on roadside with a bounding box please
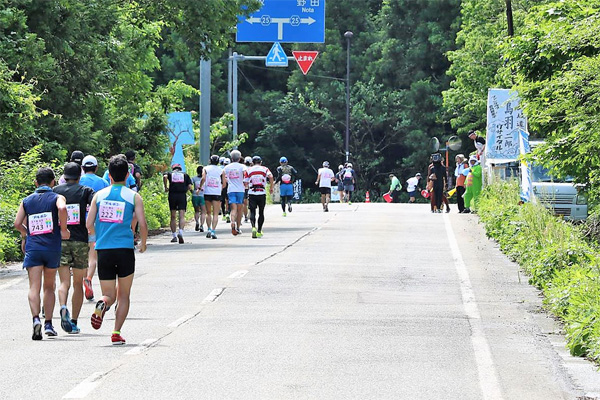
[14,167,70,340]
[469,130,486,160]
[454,154,468,213]
[429,153,447,213]
[462,155,483,214]
[388,174,402,203]
[163,163,192,244]
[406,173,422,203]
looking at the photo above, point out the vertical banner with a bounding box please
[518,129,534,203]
[485,89,528,163]
[293,179,302,201]
[166,112,195,172]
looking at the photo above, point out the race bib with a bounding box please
[98,200,126,223]
[172,172,184,183]
[228,170,241,180]
[251,175,264,186]
[282,174,291,184]
[29,212,53,236]
[66,204,81,225]
[207,177,220,188]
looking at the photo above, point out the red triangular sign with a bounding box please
[293,51,319,75]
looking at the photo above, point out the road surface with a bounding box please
[0,203,599,399]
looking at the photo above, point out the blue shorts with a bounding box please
[280,183,294,197]
[408,190,417,198]
[228,192,245,204]
[23,250,61,269]
[343,184,354,192]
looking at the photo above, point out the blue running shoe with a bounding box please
[44,322,57,337]
[68,321,80,334]
[60,307,73,333]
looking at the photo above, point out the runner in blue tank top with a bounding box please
[86,154,148,345]
[14,167,70,340]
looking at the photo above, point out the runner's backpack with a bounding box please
[343,168,353,182]
[280,165,294,184]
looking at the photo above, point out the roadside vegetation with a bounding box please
[479,181,600,364]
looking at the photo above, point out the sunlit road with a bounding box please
[1,203,599,399]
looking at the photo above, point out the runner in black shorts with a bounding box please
[163,163,192,244]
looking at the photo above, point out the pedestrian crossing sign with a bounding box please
[266,42,288,67]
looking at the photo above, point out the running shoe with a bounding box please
[83,277,94,301]
[244,217,249,223]
[282,212,287,217]
[288,204,292,212]
[170,237,177,243]
[69,321,81,334]
[195,222,200,231]
[324,206,329,212]
[91,300,106,330]
[32,321,42,341]
[222,215,227,221]
[111,333,126,345]
[44,322,57,337]
[252,227,258,238]
[256,231,263,238]
[211,230,217,239]
[206,231,212,238]
[226,215,231,223]
[348,201,352,205]
[446,207,451,213]
[199,226,204,232]
[231,225,238,236]
[177,233,184,244]
[236,229,242,235]
[60,307,73,333]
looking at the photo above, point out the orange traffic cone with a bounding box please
[365,191,371,203]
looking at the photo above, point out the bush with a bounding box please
[479,180,600,363]
[139,174,171,231]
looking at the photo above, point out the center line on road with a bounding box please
[63,372,105,399]
[228,270,249,279]
[444,213,505,400]
[167,314,194,328]
[202,288,225,303]
[125,338,159,356]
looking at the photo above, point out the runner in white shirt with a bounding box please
[243,156,252,223]
[315,161,335,212]
[246,156,274,238]
[202,155,226,239]
[223,150,247,236]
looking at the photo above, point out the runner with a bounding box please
[388,173,402,203]
[79,155,107,301]
[243,156,252,223]
[223,150,246,236]
[58,151,84,185]
[125,150,142,191]
[247,156,274,238]
[336,165,345,204]
[341,163,357,205]
[53,162,95,334]
[163,163,192,244]
[316,161,335,212]
[276,156,297,217]
[203,155,226,239]
[14,167,70,340]
[86,154,148,345]
[103,164,136,190]
[220,158,231,223]
[191,166,206,232]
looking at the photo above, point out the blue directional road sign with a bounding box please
[237,0,325,43]
[266,42,288,67]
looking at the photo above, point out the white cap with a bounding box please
[82,155,98,167]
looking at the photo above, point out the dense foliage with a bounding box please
[479,182,600,363]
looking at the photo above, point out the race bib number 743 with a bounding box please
[98,200,126,223]
[29,212,53,236]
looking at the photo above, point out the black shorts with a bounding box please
[168,192,187,211]
[204,194,221,202]
[97,249,135,280]
[319,187,331,195]
[248,194,266,210]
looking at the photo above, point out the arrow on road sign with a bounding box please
[266,42,288,67]
[292,51,319,75]
[245,16,317,40]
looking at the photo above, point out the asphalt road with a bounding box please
[0,203,599,399]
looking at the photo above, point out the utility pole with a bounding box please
[506,0,514,36]
[199,58,211,165]
[344,31,354,163]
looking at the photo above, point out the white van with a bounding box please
[529,141,588,221]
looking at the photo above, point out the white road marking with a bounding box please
[202,288,225,303]
[167,315,193,328]
[0,277,26,290]
[62,372,104,399]
[227,270,248,279]
[443,213,505,400]
[125,338,159,356]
